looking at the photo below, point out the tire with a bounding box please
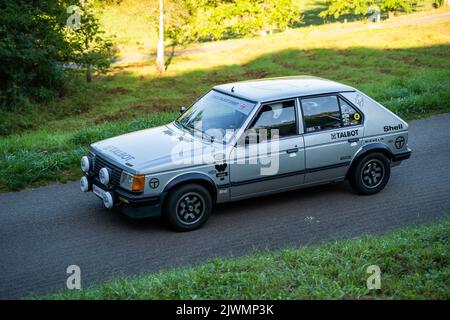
[349,152,391,195]
[163,184,212,231]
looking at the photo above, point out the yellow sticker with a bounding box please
[354,113,361,121]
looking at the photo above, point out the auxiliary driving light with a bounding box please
[99,167,111,185]
[80,156,91,173]
[103,191,114,209]
[80,176,91,192]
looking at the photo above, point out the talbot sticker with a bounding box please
[331,129,359,140]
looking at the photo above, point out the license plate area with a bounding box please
[93,184,107,200]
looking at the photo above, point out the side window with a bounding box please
[249,100,297,140]
[301,96,341,133]
[339,97,362,127]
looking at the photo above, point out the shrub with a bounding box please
[166,0,302,45]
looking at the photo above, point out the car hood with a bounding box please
[91,123,223,174]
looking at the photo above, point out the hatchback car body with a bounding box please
[80,76,411,231]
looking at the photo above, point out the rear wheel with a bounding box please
[163,184,212,231]
[349,152,391,195]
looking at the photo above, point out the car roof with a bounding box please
[213,76,356,103]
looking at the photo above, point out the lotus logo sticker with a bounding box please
[149,178,159,189]
[395,136,405,149]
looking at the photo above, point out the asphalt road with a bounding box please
[1,114,449,299]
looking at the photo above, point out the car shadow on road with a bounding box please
[110,180,354,232]
[216,180,352,213]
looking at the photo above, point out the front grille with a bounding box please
[93,155,123,186]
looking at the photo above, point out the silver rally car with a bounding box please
[80,76,411,231]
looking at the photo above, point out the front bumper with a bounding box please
[115,186,165,219]
[84,175,164,219]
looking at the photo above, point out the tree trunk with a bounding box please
[156,0,165,74]
[82,1,92,83]
[86,64,92,83]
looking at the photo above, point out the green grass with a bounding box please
[40,218,450,299]
[0,15,449,192]
[0,112,176,191]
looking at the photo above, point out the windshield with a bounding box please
[176,90,256,143]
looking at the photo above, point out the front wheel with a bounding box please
[349,152,391,195]
[163,184,212,231]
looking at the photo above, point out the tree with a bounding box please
[156,0,164,73]
[320,0,418,19]
[64,0,115,82]
[381,0,417,17]
[164,0,302,45]
[0,0,69,110]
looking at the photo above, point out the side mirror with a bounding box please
[179,106,186,115]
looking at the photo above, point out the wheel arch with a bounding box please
[347,143,393,178]
[163,172,217,204]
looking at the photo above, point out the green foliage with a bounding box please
[0,0,115,110]
[432,0,445,7]
[165,0,302,44]
[40,218,450,299]
[381,0,418,12]
[0,0,68,110]
[64,1,116,82]
[320,0,420,19]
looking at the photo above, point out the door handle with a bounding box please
[286,148,298,154]
[348,138,359,143]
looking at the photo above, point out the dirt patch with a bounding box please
[94,113,126,124]
[128,102,175,113]
[103,87,131,95]
[243,69,269,79]
[401,56,420,66]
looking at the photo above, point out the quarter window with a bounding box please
[301,96,341,132]
[249,100,297,140]
[339,97,362,126]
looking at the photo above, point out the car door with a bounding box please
[229,99,305,200]
[300,94,364,184]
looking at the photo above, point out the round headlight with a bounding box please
[80,176,91,192]
[81,156,91,173]
[103,192,114,209]
[99,167,110,185]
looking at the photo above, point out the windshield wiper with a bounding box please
[176,120,219,143]
[175,119,188,130]
[191,126,215,143]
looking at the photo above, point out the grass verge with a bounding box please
[40,218,450,299]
